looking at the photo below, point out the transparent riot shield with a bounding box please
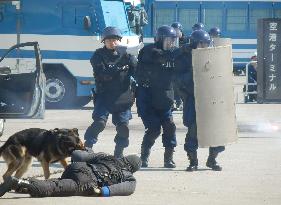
[212,38,232,47]
[192,44,238,147]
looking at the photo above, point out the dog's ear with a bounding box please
[72,128,79,136]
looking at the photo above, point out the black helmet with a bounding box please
[155,25,177,43]
[192,22,205,31]
[209,27,221,38]
[122,155,141,173]
[171,22,183,31]
[101,26,122,42]
[190,30,211,48]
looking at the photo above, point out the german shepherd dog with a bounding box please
[0,128,84,180]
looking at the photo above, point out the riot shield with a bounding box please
[212,38,232,47]
[192,45,238,147]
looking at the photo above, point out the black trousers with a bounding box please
[26,162,98,197]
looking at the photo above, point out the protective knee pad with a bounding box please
[92,119,106,134]
[142,127,161,148]
[116,123,129,138]
[84,119,106,141]
[28,178,78,197]
[162,120,176,137]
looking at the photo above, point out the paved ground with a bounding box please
[0,100,281,205]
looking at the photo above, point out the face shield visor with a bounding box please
[174,28,183,38]
[162,36,179,51]
[197,40,211,49]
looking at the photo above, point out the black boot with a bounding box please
[206,151,222,171]
[164,148,176,168]
[114,145,124,159]
[0,176,21,197]
[186,152,198,172]
[140,146,151,168]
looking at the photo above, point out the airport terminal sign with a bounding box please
[257,18,281,103]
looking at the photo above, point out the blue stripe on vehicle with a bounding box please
[0,49,93,60]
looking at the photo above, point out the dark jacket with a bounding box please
[174,46,196,126]
[136,43,176,109]
[71,151,136,196]
[90,47,137,112]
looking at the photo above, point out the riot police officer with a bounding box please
[171,22,188,47]
[0,150,141,197]
[174,30,225,172]
[84,26,137,158]
[171,22,186,111]
[209,27,221,38]
[136,25,179,168]
[192,22,205,31]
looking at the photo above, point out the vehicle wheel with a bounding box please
[74,96,92,107]
[0,119,4,137]
[45,70,76,109]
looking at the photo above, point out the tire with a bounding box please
[0,119,4,137]
[45,70,76,109]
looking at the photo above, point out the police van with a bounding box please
[0,0,140,108]
[142,0,281,74]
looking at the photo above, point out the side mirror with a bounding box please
[0,66,11,74]
[83,16,91,30]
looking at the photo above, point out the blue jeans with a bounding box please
[84,96,132,148]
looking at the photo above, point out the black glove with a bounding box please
[116,54,130,71]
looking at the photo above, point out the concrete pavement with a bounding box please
[0,103,281,205]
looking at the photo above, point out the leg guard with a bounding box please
[114,123,129,158]
[162,120,177,148]
[140,145,151,168]
[164,147,176,168]
[186,151,198,172]
[84,119,106,148]
[184,124,198,153]
[142,127,161,149]
[140,127,161,167]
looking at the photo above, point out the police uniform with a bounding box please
[0,150,141,197]
[246,63,257,102]
[174,30,225,172]
[136,25,178,168]
[84,27,137,158]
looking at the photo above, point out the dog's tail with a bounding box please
[0,142,6,156]
[0,145,3,156]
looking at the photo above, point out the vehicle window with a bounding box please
[274,9,281,18]
[250,9,272,31]
[0,48,37,74]
[101,0,129,34]
[178,8,199,33]
[154,8,175,34]
[226,9,247,31]
[202,8,223,31]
